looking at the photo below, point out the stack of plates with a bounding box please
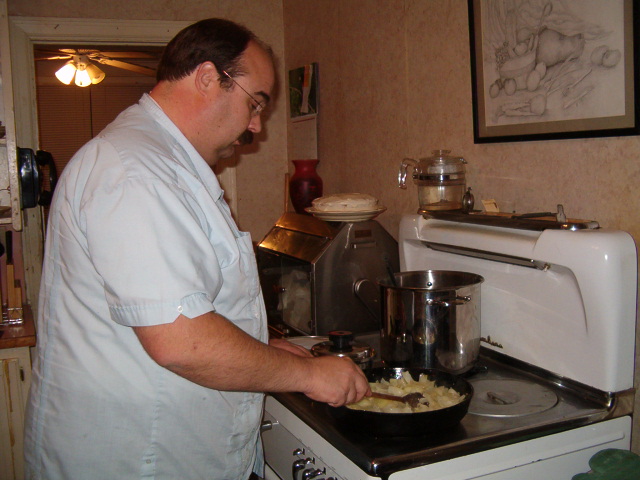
[304,206,386,222]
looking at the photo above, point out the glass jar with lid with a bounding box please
[398,149,467,213]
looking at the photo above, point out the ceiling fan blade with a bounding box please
[97,51,157,59]
[95,57,156,77]
[59,48,102,55]
[35,55,72,61]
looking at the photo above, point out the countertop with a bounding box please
[0,305,35,349]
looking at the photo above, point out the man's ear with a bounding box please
[194,62,220,96]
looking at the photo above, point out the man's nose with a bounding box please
[248,114,263,133]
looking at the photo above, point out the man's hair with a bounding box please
[156,18,270,84]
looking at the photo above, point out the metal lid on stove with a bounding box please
[311,330,375,367]
[468,379,558,417]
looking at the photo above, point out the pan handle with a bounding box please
[425,296,471,308]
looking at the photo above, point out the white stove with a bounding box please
[262,213,637,479]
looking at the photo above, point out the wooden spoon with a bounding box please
[370,392,426,408]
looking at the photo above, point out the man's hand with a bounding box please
[301,356,371,407]
[269,338,369,406]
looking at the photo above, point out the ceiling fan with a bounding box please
[35,48,159,87]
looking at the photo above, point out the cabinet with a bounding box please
[0,307,34,480]
[0,347,31,480]
[0,0,24,231]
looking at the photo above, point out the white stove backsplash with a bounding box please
[399,214,637,392]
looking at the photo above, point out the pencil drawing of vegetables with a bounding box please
[482,0,623,125]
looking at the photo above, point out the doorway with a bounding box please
[33,44,161,185]
[7,17,236,314]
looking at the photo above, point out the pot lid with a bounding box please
[417,149,466,176]
[468,379,558,417]
[311,330,375,364]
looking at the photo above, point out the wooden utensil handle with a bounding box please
[370,392,405,403]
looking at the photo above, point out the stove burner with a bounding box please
[468,379,558,417]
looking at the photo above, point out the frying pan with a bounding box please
[330,367,473,437]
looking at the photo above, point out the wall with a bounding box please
[282,0,640,453]
[9,0,288,240]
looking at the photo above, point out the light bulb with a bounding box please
[74,68,91,87]
[55,62,76,85]
[85,63,105,84]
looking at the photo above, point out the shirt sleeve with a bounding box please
[80,144,222,327]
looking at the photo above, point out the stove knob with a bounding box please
[302,468,324,479]
[292,458,313,480]
[260,420,278,432]
[292,458,306,479]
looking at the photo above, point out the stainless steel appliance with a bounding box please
[261,212,637,479]
[257,212,399,336]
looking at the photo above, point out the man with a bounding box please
[24,19,370,480]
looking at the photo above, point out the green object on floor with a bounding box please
[572,449,640,480]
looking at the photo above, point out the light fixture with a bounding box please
[74,67,91,87]
[54,55,105,87]
[54,61,76,85]
[85,63,106,84]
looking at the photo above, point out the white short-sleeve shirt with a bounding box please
[24,94,268,480]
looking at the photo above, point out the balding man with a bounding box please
[24,18,369,480]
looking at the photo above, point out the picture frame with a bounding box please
[468,0,640,143]
[288,63,319,121]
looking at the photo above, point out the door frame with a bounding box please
[8,17,237,316]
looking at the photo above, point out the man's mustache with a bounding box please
[237,130,253,146]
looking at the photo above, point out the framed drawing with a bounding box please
[468,0,639,143]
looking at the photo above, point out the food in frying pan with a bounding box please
[347,371,466,414]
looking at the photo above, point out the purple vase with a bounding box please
[289,159,323,214]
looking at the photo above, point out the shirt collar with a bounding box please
[138,93,224,201]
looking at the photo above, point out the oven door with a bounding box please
[257,249,314,335]
[391,416,632,479]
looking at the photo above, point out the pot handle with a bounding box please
[426,296,471,308]
[398,158,417,189]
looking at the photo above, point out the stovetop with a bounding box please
[270,349,631,477]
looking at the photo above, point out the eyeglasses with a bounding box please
[222,70,266,117]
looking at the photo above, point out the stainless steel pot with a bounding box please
[379,270,483,374]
